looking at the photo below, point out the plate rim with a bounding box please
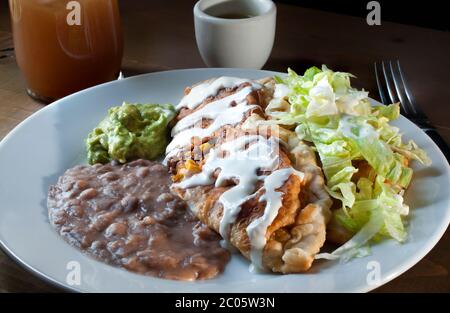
[0,68,449,293]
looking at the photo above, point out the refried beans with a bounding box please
[47,159,230,281]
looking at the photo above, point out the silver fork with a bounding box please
[374,60,449,161]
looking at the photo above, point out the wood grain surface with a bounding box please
[0,0,448,292]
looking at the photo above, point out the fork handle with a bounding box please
[424,128,450,163]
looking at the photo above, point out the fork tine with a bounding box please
[395,60,421,116]
[381,61,398,103]
[374,62,389,105]
[389,60,414,114]
[381,61,411,115]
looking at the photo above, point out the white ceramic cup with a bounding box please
[194,0,276,69]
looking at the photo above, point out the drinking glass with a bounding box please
[9,0,123,103]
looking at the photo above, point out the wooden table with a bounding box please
[0,0,449,293]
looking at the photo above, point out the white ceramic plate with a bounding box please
[0,68,449,293]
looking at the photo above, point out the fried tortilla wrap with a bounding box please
[166,77,332,273]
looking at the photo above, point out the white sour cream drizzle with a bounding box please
[164,78,263,162]
[176,77,261,111]
[166,87,258,153]
[171,87,254,135]
[174,135,304,269]
[246,167,298,269]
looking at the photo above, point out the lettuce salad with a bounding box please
[268,66,431,260]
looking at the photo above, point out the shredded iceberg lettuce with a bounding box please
[268,65,431,260]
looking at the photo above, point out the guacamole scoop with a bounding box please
[86,102,175,164]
